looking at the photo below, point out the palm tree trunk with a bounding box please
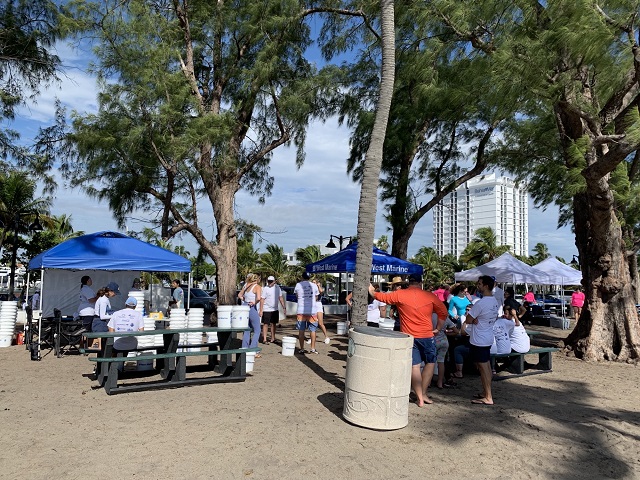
[352,0,396,325]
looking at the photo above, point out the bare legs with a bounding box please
[474,361,494,405]
[316,310,329,342]
[436,360,446,388]
[411,363,435,407]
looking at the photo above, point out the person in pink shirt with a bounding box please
[523,291,536,303]
[432,284,449,304]
[571,287,586,322]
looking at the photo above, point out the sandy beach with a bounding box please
[0,318,638,480]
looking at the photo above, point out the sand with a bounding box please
[0,319,639,480]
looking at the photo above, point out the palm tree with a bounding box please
[257,244,290,281]
[531,242,551,264]
[352,0,396,325]
[374,235,390,252]
[460,227,510,266]
[410,246,444,288]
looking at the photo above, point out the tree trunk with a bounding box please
[352,0,395,325]
[211,182,239,306]
[565,178,640,361]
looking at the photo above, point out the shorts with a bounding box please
[470,344,491,363]
[80,315,94,331]
[296,320,318,332]
[435,335,449,363]
[262,311,279,325]
[412,337,436,365]
[92,317,109,333]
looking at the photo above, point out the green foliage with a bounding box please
[460,227,510,266]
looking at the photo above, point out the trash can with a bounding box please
[343,326,413,430]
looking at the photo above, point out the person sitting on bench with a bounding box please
[506,307,530,353]
[108,297,144,353]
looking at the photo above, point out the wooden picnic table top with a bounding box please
[84,327,250,338]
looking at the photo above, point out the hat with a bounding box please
[408,274,422,284]
[125,296,138,307]
[267,276,275,281]
[389,276,407,286]
[106,282,121,295]
[302,272,310,280]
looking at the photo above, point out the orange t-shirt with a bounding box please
[374,287,448,338]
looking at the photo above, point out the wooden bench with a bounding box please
[491,346,559,380]
[84,327,258,395]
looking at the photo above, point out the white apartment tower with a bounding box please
[433,174,529,258]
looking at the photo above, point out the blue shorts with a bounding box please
[92,317,109,333]
[296,320,318,332]
[470,344,491,363]
[412,337,436,365]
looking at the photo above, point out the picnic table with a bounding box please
[83,327,259,395]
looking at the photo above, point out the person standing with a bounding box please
[465,275,500,406]
[295,272,319,354]
[312,278,331,343]
[31,291,40,310]
[92,283,120,348]
[78,275,98,336]
[571,287,585,323]
[370,274,448,407]
[448,284,471,328]
[493,282,505,316]
[260,275,285,344]
[108,297,144,351]
[504,287,526,317]
[171,279,184,308]
[238,273,262,353]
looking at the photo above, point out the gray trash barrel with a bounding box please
[342,326,413,430]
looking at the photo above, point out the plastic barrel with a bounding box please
[343,326,413,430]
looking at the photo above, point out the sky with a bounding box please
[11,40,578,263]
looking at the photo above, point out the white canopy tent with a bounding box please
[530,257,582,286]
[454,252,549,284]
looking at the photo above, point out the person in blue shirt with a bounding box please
[448,284,471,328]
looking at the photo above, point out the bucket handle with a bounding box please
[347,337,355,357]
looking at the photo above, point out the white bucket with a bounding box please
[281,336,296,356]
[245,351,256,372]
[137,351,155,371]
[217,305,233,328]
[337,321,347,335]
[0,335,12,348]
[378,318,395,330]
[231,305,250,328]
[206,332,218,343]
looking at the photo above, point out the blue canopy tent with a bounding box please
[306,242,423,276]
[27,231,191,323]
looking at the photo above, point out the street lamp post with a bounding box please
[326,234,353,304]
[7,213,43,299]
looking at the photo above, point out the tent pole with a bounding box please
[37,267,44,359]
[187,271,192,309]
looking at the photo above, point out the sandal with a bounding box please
[255,353,262,358]
[452,372,463,379]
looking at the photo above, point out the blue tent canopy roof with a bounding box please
[305,242,423,276]
[28,231,191,272]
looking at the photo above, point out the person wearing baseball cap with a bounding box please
[260,276,286,344]
[107,296,144,351]
[369,273,448,407]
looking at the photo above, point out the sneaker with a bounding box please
[324,337,331,344]
[298,349,307,354]
[305,339,311,344]
[309,349,319,354]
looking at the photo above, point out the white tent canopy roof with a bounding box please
[530,257,582,286]
[455,252,549,284]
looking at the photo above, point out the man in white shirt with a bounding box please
[493,283,504,316]
[295,272,319,354]
[260,275,286,344]
[465,275,499,405]
[108,297,144,351]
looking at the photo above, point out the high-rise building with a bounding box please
[433,174,528,258]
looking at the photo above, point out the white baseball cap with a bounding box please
[267,276,275,281]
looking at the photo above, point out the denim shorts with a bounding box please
[412,337,436,365]
[296,320,318,332]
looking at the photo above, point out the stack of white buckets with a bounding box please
[0,301,18,348]
[127,290,156,370]
[216,305,254,371]
[186,308,204,351]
